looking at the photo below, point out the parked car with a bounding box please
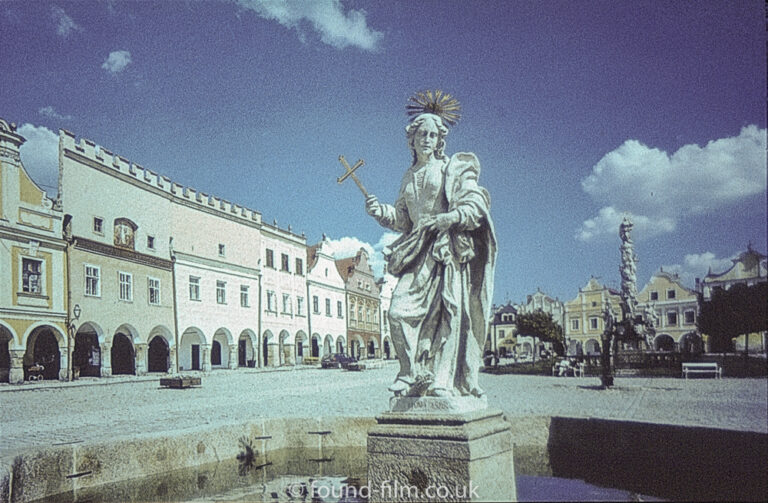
[320,353,357,369]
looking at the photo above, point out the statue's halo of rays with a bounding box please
[406,90,461,126]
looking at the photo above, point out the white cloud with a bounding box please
[660,252,736,288]
[576,206,675,242]
[17,124,59,196]
[235,0,382,51]
[38,106,72,121]
[101,50,132,74]
[51,6,81,37]
[322,231,400,278]
[577,125,766,241]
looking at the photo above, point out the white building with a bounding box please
[60,129,177,378]
[306,237,347,359]
[260,222,308,366]
[170,186,262,373]
[0,119,68,383]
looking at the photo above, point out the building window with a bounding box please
[148,277,161,305]
[22,258,43,294]
[240,285,250,307]
[189,276,200,301]
[337,300,343,318]
[147,236,155,250]
[283,293,292,314]
[281,253,290,272]
[216,281,226,304]
[267,290,276,312]
[295,258,303,275]
[358,306,363,322]
[297,296,305,316]
[571,319,579,331]
[118,272,133,301]
[650,291,658,301]
[383,310,388,329]
[500,330,505,338]
[266,249,274,268]
[684,310,695,325]
[350,301,356,320]
[326,298,332,316]
[218,243,226,257]
[590,317,599,330]
[667,311,677,326]
[667,289,676,300]
[312,295,319,314]
[85,265,100,297]
[93,217,103,234]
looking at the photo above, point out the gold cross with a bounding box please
[337,155,369,198]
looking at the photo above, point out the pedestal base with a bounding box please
[367,407,516,502]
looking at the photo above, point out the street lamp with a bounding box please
[73,304,81,321]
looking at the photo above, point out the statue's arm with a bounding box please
[366,194,411,233]
[449,161,488,232]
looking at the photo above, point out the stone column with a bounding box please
[168,349,177,374]
[58,349,68,381]
[267,343,278,366]
[283,343,295,365]
[368,401,516,502]
[9,349,25,384]
[228,345,238,369]
[135,343,147,376]
[201,346,211,372]
[100,343,112,377]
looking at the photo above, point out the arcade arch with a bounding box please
[24,324,66,380]
[238,330,257,367]
[180,327,205,371]
[73,322,103,377]
[654,334,676,352]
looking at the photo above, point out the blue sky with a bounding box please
[2,0,766,305]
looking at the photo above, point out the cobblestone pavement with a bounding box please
[1,365,766,457]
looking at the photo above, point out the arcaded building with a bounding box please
[306,237,348,359]
[336,248,381,358]
[0,119,68,383]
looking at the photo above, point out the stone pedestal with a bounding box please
[367,398,516,502]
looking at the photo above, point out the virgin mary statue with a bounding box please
[366,91,497,398]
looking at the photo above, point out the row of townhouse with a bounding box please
[0,119,388,384]
[488,248,766,358]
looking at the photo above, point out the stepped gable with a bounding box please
[59,129,262,225]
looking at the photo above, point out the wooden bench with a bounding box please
[682,362,722,379]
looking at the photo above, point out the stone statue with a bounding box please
[365,91,496,398]
[619,216,638,317]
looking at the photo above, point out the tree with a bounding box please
[698,282,768,354]
[515,310,565,361]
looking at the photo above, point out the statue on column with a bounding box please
[619,216,638,319]
[364,91,497,398]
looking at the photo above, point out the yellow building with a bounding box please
[637,270,700,352]
[0,119,68,383]
[698,246,767,353]
[564,277,621,355]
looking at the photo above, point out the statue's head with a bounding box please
[406,113,448,164]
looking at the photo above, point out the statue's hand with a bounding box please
[424,211,460,232]
[365,194,383,219]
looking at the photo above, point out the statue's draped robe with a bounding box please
[377,152,496,396]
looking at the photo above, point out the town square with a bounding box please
[1,1,766,501]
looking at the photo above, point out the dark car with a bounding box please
[321,353,357,369]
